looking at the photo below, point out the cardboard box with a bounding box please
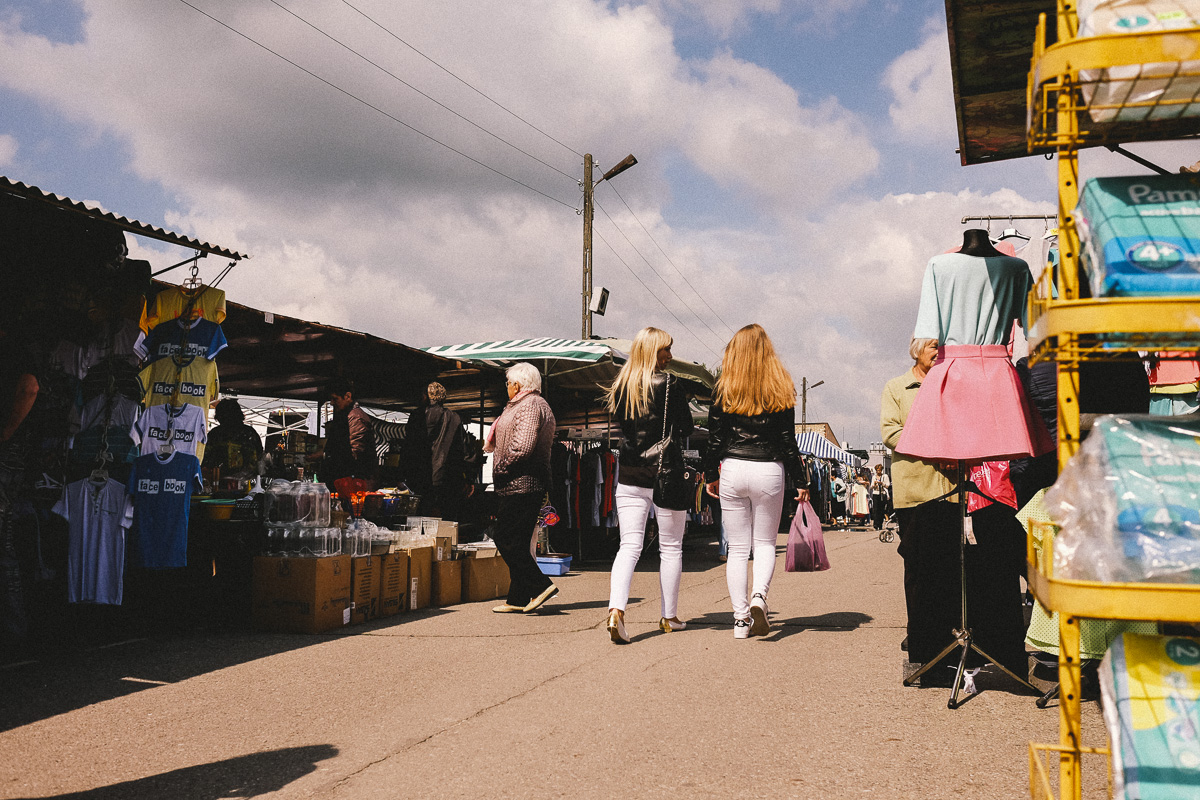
[405,545,434,610]
[350,555,380,624]
[463,555,511,603]
[431,559,463,606]
[434,536,455,562]
[252,555,351,634]
[457,543,499,558]
[376,552,409,618]
[436,519,459,546]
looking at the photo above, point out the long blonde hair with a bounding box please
[714,324,796,415]
[606,326,672,418]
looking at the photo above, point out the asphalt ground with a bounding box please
[0,527,1107,799]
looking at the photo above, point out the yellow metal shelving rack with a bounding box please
[1024,4,1200,798]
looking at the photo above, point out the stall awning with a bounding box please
[423,337,716,398]
[945,1,1055,165]
[797,432,863,467]
[1,175,248,260]
[211,293,507,422]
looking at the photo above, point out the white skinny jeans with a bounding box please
[720,458,786,620]
[609,482,688,618]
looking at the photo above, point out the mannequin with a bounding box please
[958,228,1005,258]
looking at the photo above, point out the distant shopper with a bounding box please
[488,363,559,614]
[870,464,891,530]
[318,378,378,495]
[704,324,808,640]
[603,327,694,644]
[405,382,468,520]
[203,399,263,478]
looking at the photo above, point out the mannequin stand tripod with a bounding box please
[901,460,1038,708]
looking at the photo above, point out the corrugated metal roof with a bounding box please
[945,1,1055,165]
[1,175,247,260]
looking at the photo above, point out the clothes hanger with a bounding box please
[181,257,204,291]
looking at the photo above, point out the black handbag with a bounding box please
[652,379,698,511]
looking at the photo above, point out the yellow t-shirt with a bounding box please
[147,285,226,329]
[138,356,220,421]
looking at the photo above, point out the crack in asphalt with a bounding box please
[328,651,610,793]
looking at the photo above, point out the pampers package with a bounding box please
[1100,633,1200,799]
[1078,0,1200,122]
[1076,175,1200,297]
[1046,415,1200,583]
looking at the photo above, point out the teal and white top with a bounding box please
[912,253,1032,346]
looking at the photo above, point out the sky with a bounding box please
[0,0,1193,448]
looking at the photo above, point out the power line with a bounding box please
[266,0,578,183]
[606,182,737,337]
[338,0,583,160]
[594,199,727,349]
[174,0,577,211]
[594,229,722,362]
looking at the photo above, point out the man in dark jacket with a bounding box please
[405,382,468,519]
[320,379,377,492]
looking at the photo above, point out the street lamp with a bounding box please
[581,153,637,338]
[800,378,824,426]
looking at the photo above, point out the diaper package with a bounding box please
[1078,0,1200,122]
[1076,175,1200,297]
[1101,632,1200,799]
[1047,414,1200,583]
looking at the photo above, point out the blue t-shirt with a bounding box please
[127,451,203,569]
[137,317,228,363]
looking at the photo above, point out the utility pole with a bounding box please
[801,377,824,426]
[581,153,637,339]
[581,154,594,339]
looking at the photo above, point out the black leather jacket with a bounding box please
[703,403,805,489]
[615,373,694,489]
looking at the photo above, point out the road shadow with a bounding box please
[687,610,873,641]
[10,744,338,799]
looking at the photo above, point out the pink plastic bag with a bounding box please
[785,500,830,572]
[966,460,1018,513]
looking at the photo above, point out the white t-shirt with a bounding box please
[131,403,208,462]
[53,478,135,606]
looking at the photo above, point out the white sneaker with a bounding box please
[749,593,770,637]
[733,617,751,639]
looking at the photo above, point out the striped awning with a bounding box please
[423,338,616,365]
[797,432,862,466]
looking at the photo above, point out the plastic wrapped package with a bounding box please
[1100,632,1200,799]
[1078,1,1200,123]
[1076,175,1200,298]
[1047,414,1200,583]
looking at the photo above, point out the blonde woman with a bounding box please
[604,327,694,643]
[703,324,808,639]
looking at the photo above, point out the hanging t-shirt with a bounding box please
[74,394,141,438]
[136,317,227,364]
[69,425,139,468]
[137,356,219,420]
[912,252,1033,346]
[53,477,134,605]
[131,403,208,461]
[80,358,142,405]
[127,451,203,569]
[146,285,226,329]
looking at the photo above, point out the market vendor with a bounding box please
[314,379,378,495]
[203,399,263,478]
[0,324,39,645]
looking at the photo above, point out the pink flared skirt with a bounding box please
[895,345,1054,463]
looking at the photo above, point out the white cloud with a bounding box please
[883,18,957,144]
[0,0,1058,443]
[0,133,15,167]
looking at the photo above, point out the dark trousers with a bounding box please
[493,492,552,606]
[899,499,1028,675]
[0,440,26,641]
[871,494,887,529]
